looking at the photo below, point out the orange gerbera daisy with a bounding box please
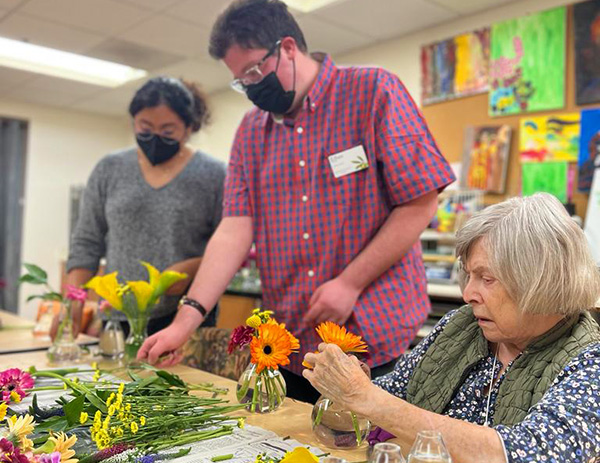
[250,321,299,373]
[315,321,368,353]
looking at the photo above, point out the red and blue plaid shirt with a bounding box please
[224,54,455,374]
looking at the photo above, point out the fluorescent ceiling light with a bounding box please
[282,0,344,13]
[0,36,147,87]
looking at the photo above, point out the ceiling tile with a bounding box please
[6,84,85,107]
[166,0,227,29]
[0,0,24,10]
[16,75,106,98]
[155,57,231,93]
[426,0,520,15]
[69,86,137,116]
[118,15,209,58]
[314,0,457,41]
[87,38,184,71]
[0,13,105,53]
[295,14,373,55]
[0,66,37,91]
[19,0,150,35]
[120,0,180,11]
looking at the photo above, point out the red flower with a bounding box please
[65,285,87,303]
[0,438,29,463]
[0,369,34,404]
[228,326,255,354]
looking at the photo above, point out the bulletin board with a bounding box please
[421,6,593,218]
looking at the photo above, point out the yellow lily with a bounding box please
[280,448,319,463]
[141,261,187,301]
[84,272,123,310]
[128,281,154,311]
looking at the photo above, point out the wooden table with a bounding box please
[1,351,367,462]
[0,309,98,354]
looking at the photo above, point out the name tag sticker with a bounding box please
[327,145,369,179]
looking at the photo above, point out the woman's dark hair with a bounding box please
[128,77,210,132]
[209,0,307,59]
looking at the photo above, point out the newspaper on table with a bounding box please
[12,366,326,462]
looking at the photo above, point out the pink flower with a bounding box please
[0,369,34,404]
[65,285,87,303]
[98,300,112,313]
[228,326,255,354]
[0,439,29,463]
[39,453,60,463]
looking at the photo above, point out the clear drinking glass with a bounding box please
[368,442,406,463]
[407,431,451,463]
[320,457,348,463]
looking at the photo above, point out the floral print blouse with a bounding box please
[373,311,600,463]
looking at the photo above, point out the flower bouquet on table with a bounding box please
[229,309,299,413]
[304,322,371,449]
[0,364,244,463]
[84,262,187,361]
[19,264,88,364]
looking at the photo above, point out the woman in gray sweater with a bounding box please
[61,77,226,337]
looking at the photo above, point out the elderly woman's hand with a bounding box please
[302,343,374,411]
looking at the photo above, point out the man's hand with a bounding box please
[303,277,361,326]
[136,317,196,367]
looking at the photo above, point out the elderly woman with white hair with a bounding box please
[303,193,600,463]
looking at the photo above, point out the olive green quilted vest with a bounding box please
[405,305,600,426]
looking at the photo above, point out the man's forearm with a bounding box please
[174,216,254,331]
[165,257,202,295]
[339,190,438,292]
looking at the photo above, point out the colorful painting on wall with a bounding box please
[421,28,489,105]
[519,113,580,163]
[489,6,566,116]
[574,0,600,105]
[521,162,568,203]
[461,125,511,193]
[578,108,600,191]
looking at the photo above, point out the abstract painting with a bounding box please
[574,0,600,105]
[489,6,566,116]
[519,113,580,163]
[421,28,489,105]
[521,162,568,203]
[578,108,600,192]
[461,125,512,193]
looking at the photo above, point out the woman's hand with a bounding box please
[302,343,374,412]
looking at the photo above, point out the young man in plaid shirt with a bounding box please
[139,0,455,403]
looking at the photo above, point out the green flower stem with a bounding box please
[251,372,260,413]
[313,398,328,427]
[211,454,234,461]
[350,411,362,445]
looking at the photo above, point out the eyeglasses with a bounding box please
[230,40,282,93]
[136,131,179,144]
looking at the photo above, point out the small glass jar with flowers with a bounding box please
[229,308,299,413]
[84,261,186,361]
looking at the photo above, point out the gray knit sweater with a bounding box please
[67,147,226,319]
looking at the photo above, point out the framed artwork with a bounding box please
[521,162,568,203]
[461,125,511,193]
[421,28,489,105]
[489,6,566,116]
[519,113,580,163]
[574,0,600,105]
[578,108,600,192]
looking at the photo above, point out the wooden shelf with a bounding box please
[427,283,463,300]
[423,254,456,263]
[420,230,456,241]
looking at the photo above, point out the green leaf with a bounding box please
[34,415,68,432]
[26,294,45,302]
[23,263,47,282]
[85,393,107,413]
[156,370,186,388]
[19,274,45,285]
[127,370,142,382]
[64,394,85,426]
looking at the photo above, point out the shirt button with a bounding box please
[308,270,315,277]
[303,232,310,240]
[299,160,306,167]
[297,127,304,134]
[302,195,308,202]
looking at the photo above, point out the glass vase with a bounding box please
[47,301,81,364]
[124,313,148,361]
[407,431,452,463]
[311,395,371,449]
[99,316,125,360]
[236,362,286,413]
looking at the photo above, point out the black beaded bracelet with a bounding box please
[177,295,207,317]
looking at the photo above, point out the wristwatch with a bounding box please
[177,295,207,317]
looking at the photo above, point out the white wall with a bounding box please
[0,99,131,319]
[198,0,577,161]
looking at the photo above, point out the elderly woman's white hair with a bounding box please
[456,193,600,315]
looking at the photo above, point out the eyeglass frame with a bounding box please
[230,39,282,93]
